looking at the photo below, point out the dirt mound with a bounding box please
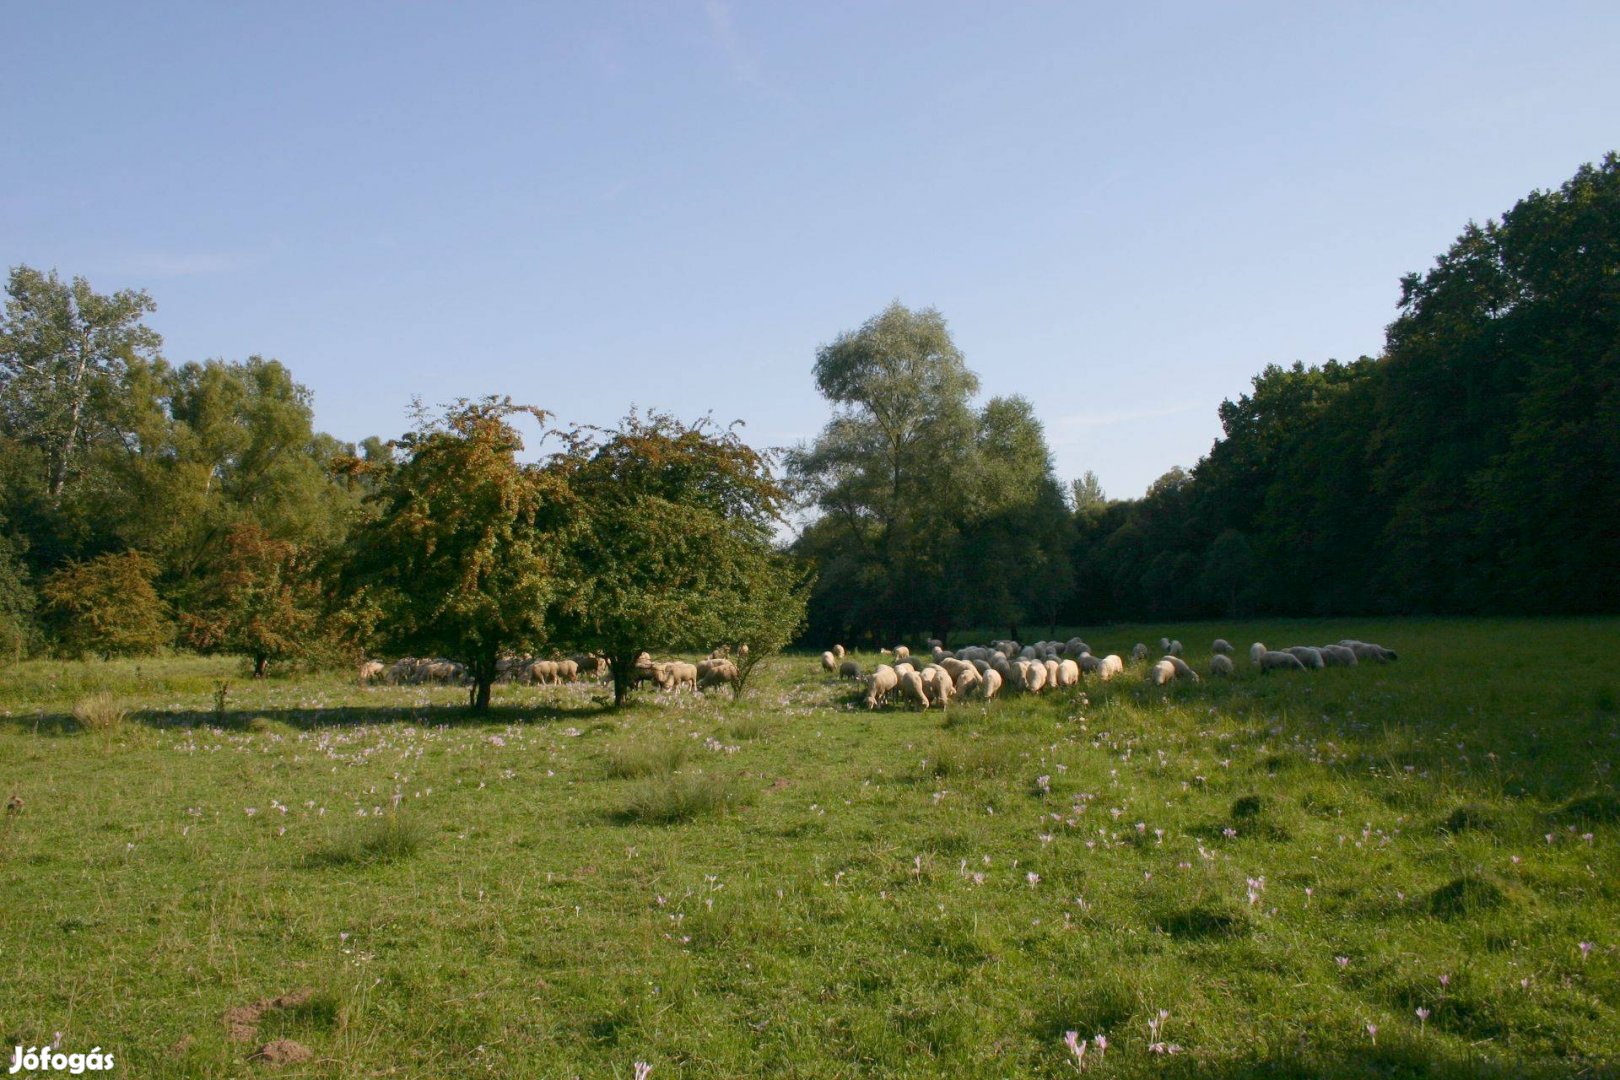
[224,988,315,1042]
[249,1040,313,1066]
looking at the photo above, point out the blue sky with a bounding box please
[5,2,1617,503]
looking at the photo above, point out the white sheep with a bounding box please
[899,669,929,709]
[978,666,1004,700]
[1164,655,1201,682]
[1286,646,1326,670]
[1212,639,1233,655]
[1022,660,1048,694]
[821,651,837,673]
[863,665,899,709]
[1319,644,1358,667]
[1149,659,1178,686]
[1249,642,1267,664]
[1097,654,1124,681]
[697,657,740,691]
[921,665,954,707]
[1342,641,1398,663]
[1056,658,1081,688]
[1256,649,1307,673]
[358,660,385,684]
[832,644,846,659]
[954,664,982,695]
[1210,654,1234,677]
[893,645,911,661]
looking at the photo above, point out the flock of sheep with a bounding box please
[824,634,1399,710]
[358,647,748,694]
[359,633,1398,710]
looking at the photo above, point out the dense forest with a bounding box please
[1,155,1616,666]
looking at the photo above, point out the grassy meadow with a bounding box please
[1,618,1618,1078]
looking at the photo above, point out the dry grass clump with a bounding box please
[72,692,127,734]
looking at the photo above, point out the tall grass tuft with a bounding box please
[312,811,427,867]
[72,693,127,734]
[618,771,739,825]
[604,738,690,779]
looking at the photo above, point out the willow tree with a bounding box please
[552,411,805,707]
[343,398,570,710]
[787,302,979,642]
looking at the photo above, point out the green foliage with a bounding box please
[792,305,1072,643]
[0,265,162,502]
[180,523,323,676]
[41,550,171,659]
[344,397,569,709]
[0,523,36,661]
[554,410,801,706]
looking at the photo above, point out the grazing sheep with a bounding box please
[529,659,560,685]
[833,644,846,659]
[838,659,861,680]
[697,658,740,691]
[1249,642,1267,664]
[893,660,917,677]
[970,658,990,676]
[1343,641,1398,663]
[1149,659,1178,686]
[1319,644,1358,667]
[1097,655,1124,681]
[1022,660,1049,694]
[1165,655,1201,682]
[1056,658,1081,687]
[978,666,1004,700]
[954,664,982,695]
[821,651,837,673]
[1210,654,1235,677]
[1212,638,1233,656]
[1132,643,1149,662]
[1044,658,1061,687]
[1168,639,1184,657]
[899,669,930,709]
[1286,645,1326,670]
[864,665,900,709]
[931,645,946,663]
[573,653,609,679]
[893,645,911,661]
[556,659,580,682]
[927,638,943,650]
[708,645,731,659]
[921,666,954,707]
[358,660,385,684]
[1256,650,1307,673]
[1077,653,1103,674]
[1159,637,1171,652]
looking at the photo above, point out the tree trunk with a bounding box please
[473,676,492,710]
[611,658,631,708]
[252,653,268,678]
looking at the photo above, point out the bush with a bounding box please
[43,552,171,660]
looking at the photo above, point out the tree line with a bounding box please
[0,275,808,706]
[790,154,1620,642]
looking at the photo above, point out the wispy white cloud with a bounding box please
[702,0,761,85]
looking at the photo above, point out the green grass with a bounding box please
[0,618,1617,1077]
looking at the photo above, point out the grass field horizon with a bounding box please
[2,617,1617,1078]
